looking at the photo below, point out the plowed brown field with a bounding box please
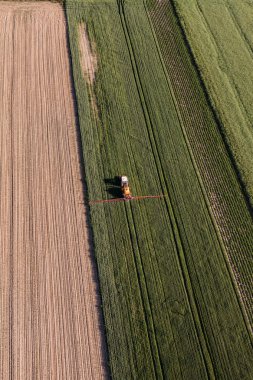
[0,2,107,379]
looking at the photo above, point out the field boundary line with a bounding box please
[143,0,253,343]
[119,1,216,377]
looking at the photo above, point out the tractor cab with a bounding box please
[121,176,132,199]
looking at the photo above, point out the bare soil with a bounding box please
[0,2,107,379]
[79,23,98,84]
[79,23,99,119]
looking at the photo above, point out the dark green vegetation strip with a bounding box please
[173,0,253,205]
[146,0,253,332]
[65,0,253,378]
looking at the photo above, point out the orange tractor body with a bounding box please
[121,176,132,199]
[89,175,166,205]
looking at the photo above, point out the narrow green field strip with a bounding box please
[228,1,253,51]
[226,6,253,66]
[196,1,253,122]
[148,0,253,329]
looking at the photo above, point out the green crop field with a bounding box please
[174,0,253,207]
[147,0,253,343]
[65,0,253,378]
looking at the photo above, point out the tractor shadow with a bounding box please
[104,176,122,198]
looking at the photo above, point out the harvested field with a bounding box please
[0,2,107,379]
